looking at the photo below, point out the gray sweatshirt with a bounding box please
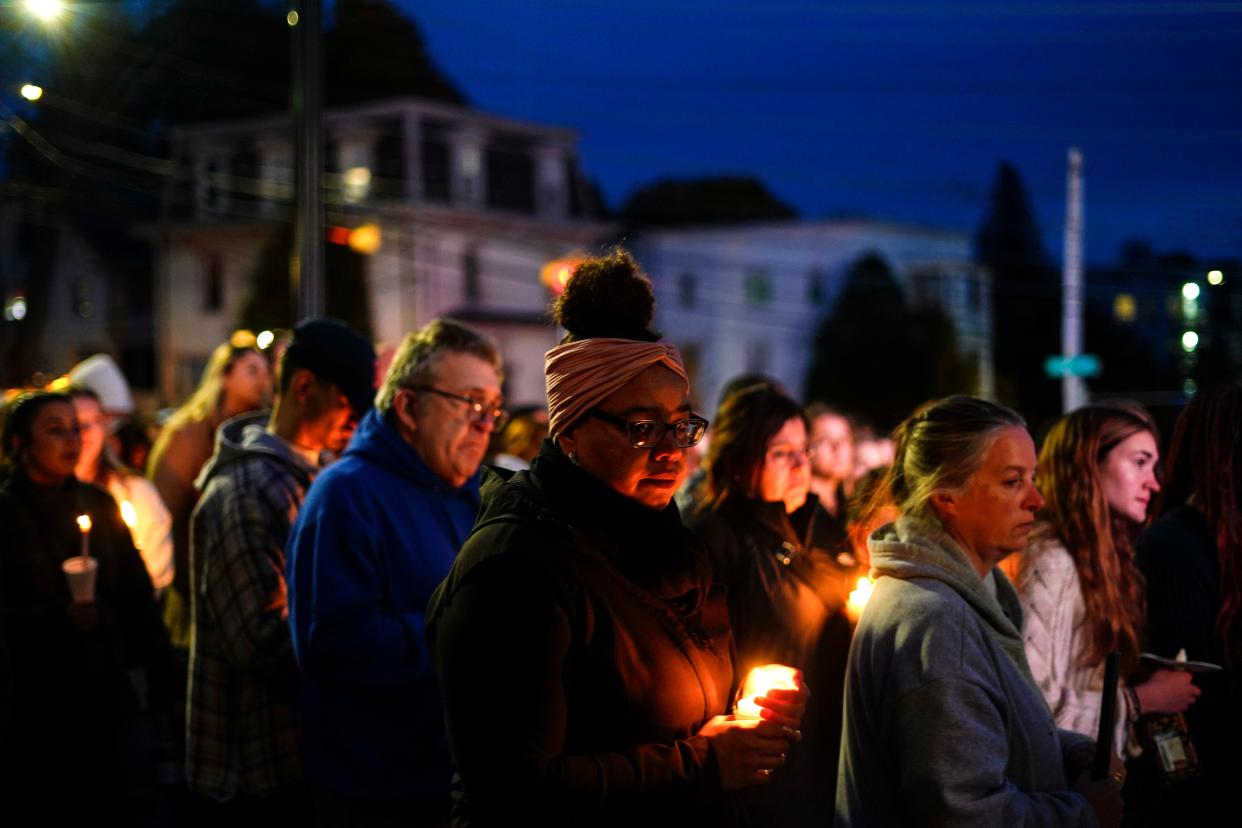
[835,516,1096,827]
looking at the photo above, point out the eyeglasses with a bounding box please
[766,445,812,467]
[587,408,708,449]
[409,386,509,430]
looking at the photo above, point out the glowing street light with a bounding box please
[19,84,43,101]
[1207,270,1224,286]
[1182,282,1200,301]
[23,0,65,23]
[1181,331,1200,352]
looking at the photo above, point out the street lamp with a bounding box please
[23,0,65,23]
[19,84,43,101]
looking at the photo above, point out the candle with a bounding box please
[846,575,874,622]
[735,664,799,719]
[77,513,92,559]
[119,500,140,547]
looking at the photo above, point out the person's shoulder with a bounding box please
[1020,536,1077,587]
[863,577,973,654]
[1137,506,1212,572]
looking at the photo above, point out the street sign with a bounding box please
[1044,353,1101,379]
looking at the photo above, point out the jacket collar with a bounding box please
[345,408,481,499]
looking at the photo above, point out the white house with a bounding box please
[630,220,993,413]
[149,96,610,407]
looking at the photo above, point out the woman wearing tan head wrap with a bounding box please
[429,249,806,825]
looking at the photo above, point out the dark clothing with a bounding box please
[0,468,174,821]
[427,443,735,827]
[691,493,860,827]
[287,408,479,805]
[1132,505,1241,823]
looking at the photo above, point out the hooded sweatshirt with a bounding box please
[286,408,480,802]
[186,411,316,800]
[836,516,1096,827]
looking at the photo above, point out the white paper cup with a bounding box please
[62,556,99,603]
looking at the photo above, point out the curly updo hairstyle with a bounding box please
[552,248,660,344]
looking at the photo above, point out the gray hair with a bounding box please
[375,318,503,415]
[889,395,1025,520]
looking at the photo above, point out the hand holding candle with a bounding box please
[63,514,98,604]
[735,664,808,731]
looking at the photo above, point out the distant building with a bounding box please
[629,220,992,412]
[0,198,155,393]
[149,96,609,406]
[1088,246,1241,402]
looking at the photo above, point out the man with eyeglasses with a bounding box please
[286,318,504,825]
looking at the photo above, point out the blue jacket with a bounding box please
[286,408,481,802]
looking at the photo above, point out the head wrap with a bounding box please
[545,338,688,442]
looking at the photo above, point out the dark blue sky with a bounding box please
[405,0,1242,265]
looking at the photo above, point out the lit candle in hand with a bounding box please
[77,514,92,559]
[735,664,799,719]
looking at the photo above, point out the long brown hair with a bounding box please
[1157,384,1242,666]
[1027,401,1156,671]
[702,384,805,510]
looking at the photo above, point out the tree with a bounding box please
[326,0,466,106]
[975,163,1061,427]
[1,0,462,383]
[619,176,796,229]
[804,252,976,431]
[240,225,372,338]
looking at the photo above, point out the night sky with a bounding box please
[406,1,1242,266]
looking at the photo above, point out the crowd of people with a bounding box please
[1,247,1239,827]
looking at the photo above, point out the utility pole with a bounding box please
[291,0,323,322]
[1061,147,1085,413]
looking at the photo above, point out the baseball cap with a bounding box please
[284,318,376,416]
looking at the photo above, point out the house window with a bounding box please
[204,253,224,311]
[463,247,481,302]
[1113,293,1136,323]
[73,279,92,318]
[746,340,770,373]
[966,275,982,314]
[744,269,772,305]
[678,272,697,308]
[807,269,826,305]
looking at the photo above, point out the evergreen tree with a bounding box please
[804,252,975,431]
[327,0,466,106]
[975,162,1061,427]
[240,224,372,338]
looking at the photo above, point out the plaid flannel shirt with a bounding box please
[186,423,315,801]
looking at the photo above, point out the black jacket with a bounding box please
[691,493,861,827]
[427,442,736,827]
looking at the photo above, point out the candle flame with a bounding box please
[119,500,138,529]
[77,514,92,533]
[735,663,799,718]
[846,575,874,622]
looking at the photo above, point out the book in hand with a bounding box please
[1139,652,1222,673]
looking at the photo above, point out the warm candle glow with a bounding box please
[119,500,138,529]
[846,575,874,622]
[77,514,92,533]
[735,664,800,718]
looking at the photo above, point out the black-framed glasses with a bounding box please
[409,386,509,430]
[587,408,708,449]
